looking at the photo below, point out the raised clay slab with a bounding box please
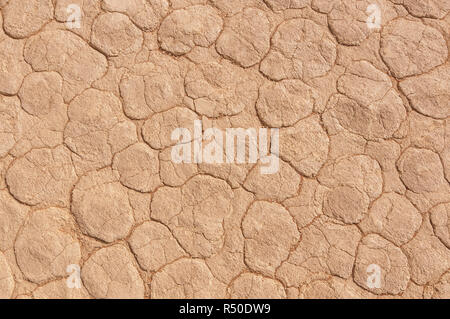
[0,0,449,299]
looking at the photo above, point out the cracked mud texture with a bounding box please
[0,0,449,299]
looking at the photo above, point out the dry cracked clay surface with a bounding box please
[0,0,449,300]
